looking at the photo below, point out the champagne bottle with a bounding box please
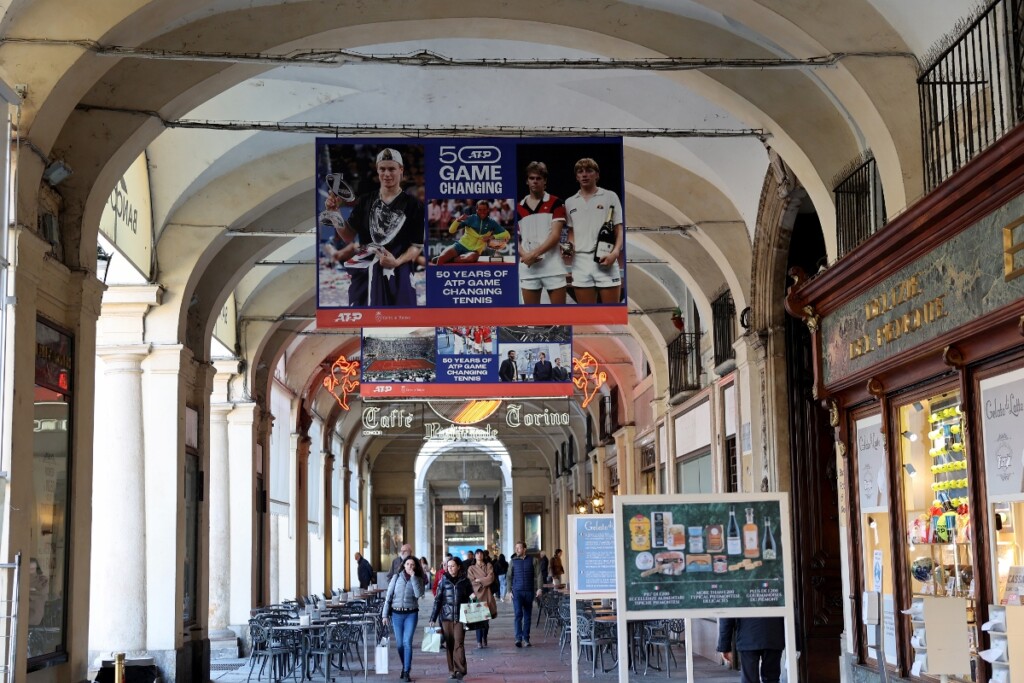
[762,517,777,560]
[593,206,616,263]
[727,507,742,555]
[743,507,759,558]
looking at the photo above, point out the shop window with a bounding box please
[379,504,406,572]
[979,368,1024,607]
[677,450,712,494]
[29,320,73,666]
[898,390,975,677]
[854,414,896,666]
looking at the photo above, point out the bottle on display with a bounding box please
[594,206,616,263]
[743,507,760,558]
[727,507,743,555]
[762,517,777,560]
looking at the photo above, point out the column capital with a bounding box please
[210,402,232,420]
[96,343,150,364]
[97,284,163,347]
[228,401,258,426]
[211,358,239,404]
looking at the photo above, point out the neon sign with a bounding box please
[572,352,606,409]
[322,354,360,410]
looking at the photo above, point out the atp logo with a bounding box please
[334,312,363,323]
[323,354,360,410]
[372,385,393,394]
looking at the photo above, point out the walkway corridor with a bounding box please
[213,597,737,683]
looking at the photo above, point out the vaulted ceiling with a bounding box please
[0,0,976,452]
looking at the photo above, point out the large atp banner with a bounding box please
[359,325,574,398]
[315,137,627,328]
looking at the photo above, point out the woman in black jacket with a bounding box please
[429,557,472,681]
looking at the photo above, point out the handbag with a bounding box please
[459,600,491,630]
[375,636,390,674]
[421,626,442,653]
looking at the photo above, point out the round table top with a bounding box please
[594,615,617,623]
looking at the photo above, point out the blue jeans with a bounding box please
[498,575,507,598]
[390,610,418,673]
[512,590,534,642]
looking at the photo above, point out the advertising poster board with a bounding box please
[612,493,797,683]
[315,137,627,328]
[980,367,1024,501]
[359,325,573,398]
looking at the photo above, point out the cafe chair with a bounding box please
[643,622,678,677]
[246,621,297,683]
[576,615,616,677]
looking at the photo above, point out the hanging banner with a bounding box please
[315,137,627,328]
[359,325,573,398]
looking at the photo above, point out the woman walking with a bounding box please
[467,549,497,648]
[493,553,509,598]
[430,556,472,681]
[550,549,565,586]
[382,556,425,681]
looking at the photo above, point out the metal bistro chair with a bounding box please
[557,602,573,660]
[576,614,616,678]
[307,622,363,681]
[246,620,297,683]
[643,621,679,677]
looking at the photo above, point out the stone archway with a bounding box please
[414,437,514,563]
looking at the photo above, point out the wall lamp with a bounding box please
[43,160,72,186]
[902,430,918,442]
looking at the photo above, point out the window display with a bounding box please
[899,390,976,680]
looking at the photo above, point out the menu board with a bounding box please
[619,498,787,611]
[575,515,616,593]
[981,367,1024,501]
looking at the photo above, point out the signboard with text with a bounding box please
[315,137,627,328]
[574,515,617,594]
[614,493,793,617]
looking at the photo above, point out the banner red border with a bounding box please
[360,382,575,398]
[318,306,625,328]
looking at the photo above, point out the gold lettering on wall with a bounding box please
[1004,215,1024,281]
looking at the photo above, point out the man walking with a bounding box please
[717,617,785,683]
[506,541,542,647]
[355,552,374,589]
[388,543,413,581]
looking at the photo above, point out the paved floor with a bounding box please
[215,597,738,683]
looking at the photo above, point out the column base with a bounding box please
[209,629,240,659]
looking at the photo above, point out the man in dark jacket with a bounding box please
[355,552,374,589]
[506,541,542,647]
[499,350,518,382]
[716,617,785,683]
[533,352,553,381]
[388,543,412,580]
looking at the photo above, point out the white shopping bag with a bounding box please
[375,636,389,675]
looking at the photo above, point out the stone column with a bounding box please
[90,346,150,654]
[208,403,231,630]
[292,434,311,599]
[414,486,428,560]
[502,486,513,558]
[322,452,334,595]
[227,402,257,624]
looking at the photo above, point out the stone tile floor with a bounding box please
[213,599,738,683]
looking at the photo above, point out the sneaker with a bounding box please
[525,640,532,647]
[515,641,522,648]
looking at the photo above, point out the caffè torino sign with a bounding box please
[361,402,570,438]
[821,193,1024,386]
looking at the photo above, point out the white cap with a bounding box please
[376,148,403,167]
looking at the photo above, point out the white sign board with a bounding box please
[99,153,152,280]
[981,368,1024,501]
[856,414,887,513]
